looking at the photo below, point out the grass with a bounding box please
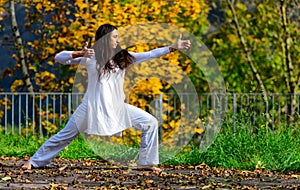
[167,124,300,172]
[0,120,299,173]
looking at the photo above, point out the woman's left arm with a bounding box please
[129,46,172,64]
[130,34,191,64]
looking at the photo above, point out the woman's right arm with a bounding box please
[55,51,86,65]
[55,42,94,65]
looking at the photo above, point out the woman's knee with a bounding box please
[151,116,158,125]
[134,115,158,131]
[148,116,158,130]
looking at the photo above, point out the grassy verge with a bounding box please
[0,134,96,159]
[167,124,300,172]
[0,124,299,172]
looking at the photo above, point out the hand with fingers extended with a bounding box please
[71,42,95,58]
[82,42,95,58]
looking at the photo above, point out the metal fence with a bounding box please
[0,92,300,138]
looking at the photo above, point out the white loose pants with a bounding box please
[29,101,159,167]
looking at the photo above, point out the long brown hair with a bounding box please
[93,24,135,80]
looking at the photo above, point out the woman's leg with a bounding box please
[27,116,80,168]
[22,100,88,169]
[126,104,159,166]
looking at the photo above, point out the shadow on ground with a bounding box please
[0,157,299,189]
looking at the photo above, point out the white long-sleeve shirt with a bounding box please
[55,47,170,136]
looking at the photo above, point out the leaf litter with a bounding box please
[0,156,299,189]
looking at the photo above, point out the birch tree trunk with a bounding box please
[9,0,34,93]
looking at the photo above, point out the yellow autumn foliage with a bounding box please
[1,0,209,143]
[10,79,24,92]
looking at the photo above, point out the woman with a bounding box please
[22,24,191,171]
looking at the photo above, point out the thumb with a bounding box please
[178,33,183,40]
[84,41,89,49]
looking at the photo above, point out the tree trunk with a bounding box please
[9,0,34,93]
[279,0,297,123]
[227,0,271,127]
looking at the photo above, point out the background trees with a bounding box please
[1,0,210,93]
[205,0,299,121]
[2,0,298,94]
[206,0,299,94]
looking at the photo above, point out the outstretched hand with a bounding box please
[82,42,95,58]
[173,34,191,50]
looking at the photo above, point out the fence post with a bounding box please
[46,93,49,137]
[271,94,275,131]
[233,93,236,138]
[18,95,21,135]
[53,94,55,127]
[39,94,43,138]
[4,94,7,134]
[68,93,71,118]
[25,93,28,137]
[155,94,163,144]
[32,94,35,136]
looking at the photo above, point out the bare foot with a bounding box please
[21,161,32,170]
[138,165,163,173]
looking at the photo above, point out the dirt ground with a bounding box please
[0,157,299,189]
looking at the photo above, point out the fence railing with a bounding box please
[0,92,300,138]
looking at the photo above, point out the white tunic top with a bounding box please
[55,47,170,136]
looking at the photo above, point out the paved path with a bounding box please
[0,157,299,189]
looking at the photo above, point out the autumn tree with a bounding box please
[206,0,299,124]
[1,0,212,138]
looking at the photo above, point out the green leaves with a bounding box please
[0,176,11,182]
[207,0,299,93]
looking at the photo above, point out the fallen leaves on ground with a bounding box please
[0,157,299,189]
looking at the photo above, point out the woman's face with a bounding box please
[110,29,119,49]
